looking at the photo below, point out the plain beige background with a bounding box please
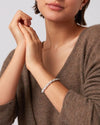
[0,0,100,124]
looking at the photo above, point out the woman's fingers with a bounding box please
[16,10,32,26]
[15,10,32,22]
[18,22,43,69]
[24,19,31,27]
[23,26,37,40]
[18,23,32,41]
[9,10,32,29]
[8,10,33,45]
[21,25,40,43]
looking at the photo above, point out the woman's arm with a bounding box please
[0,10,32,105]
[0,42,25,105]
[29,64,68,113]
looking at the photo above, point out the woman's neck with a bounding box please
[44,19,85,50]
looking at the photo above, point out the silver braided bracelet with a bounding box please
[41,78,60,93]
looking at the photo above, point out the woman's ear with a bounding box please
[80,0,89,10]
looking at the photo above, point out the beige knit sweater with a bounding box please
[0,24,100,125]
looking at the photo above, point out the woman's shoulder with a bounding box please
[87,24,100,30]
[80,24,100,46]
[82,24,100,38]
[77,24,100,54]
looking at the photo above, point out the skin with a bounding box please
[0,0,89,113]
[37,0,87,48]
[0,10,32,104]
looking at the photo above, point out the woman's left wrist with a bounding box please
[27,62,44,73]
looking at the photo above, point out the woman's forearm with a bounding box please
[29,64,68,113]
[0,42,25,105]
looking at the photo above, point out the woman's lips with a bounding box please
[46,4,64,11]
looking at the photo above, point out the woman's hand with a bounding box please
[18,23,43,70]
[8,10,32,46]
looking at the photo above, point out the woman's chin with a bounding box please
[43,14,65,22]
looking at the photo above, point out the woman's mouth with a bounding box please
[46,3,64,11]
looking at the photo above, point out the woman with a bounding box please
[0,0,100,124]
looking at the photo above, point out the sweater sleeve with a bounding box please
[0,49,18,125]
[58,28,100,125]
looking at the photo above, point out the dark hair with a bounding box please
[32,0,90,25]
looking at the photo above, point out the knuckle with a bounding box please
[17,10,23,14]
[15,10,23,18]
